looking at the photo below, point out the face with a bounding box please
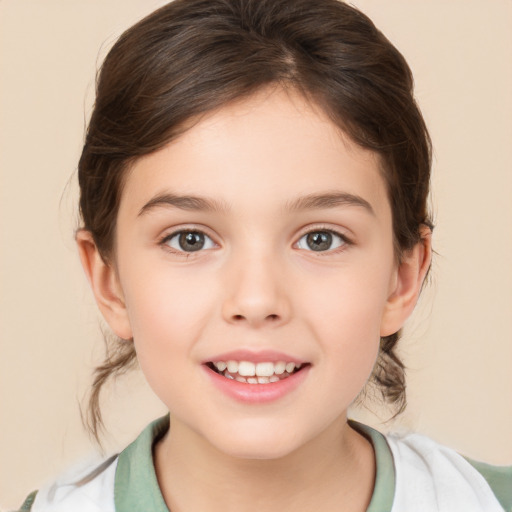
[111,88,400,459]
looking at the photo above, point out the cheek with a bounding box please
[121,265,218,382]
[298,258,392,380]
[124,262,214,332]
[301,259,392,339]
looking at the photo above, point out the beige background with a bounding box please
[1,0,511,509]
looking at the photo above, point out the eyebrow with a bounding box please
[138,191,374,216]
[138,193,231,216]
[284,191,375,215]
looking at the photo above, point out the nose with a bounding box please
[221,252,292,328]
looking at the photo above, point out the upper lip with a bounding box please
[203,349,307,365]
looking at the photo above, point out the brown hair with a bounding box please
[79,0,432,440]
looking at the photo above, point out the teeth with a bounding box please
[227,360,238,373]
[212,360,304,384]
[255,362,274,377]
[274,361,286,375]
[285,362,295,373]
[238,361,256,376]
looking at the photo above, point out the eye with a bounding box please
[296,230,348,252]
[163,230,216,253]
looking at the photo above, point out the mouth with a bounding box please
[205,360,309,384]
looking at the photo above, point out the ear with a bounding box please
[76,230,133,340]
[380,227,432,337]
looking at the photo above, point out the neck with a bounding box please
[154,415,375,512]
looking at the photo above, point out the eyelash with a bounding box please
[159,226,353,257]
[159,228,216,258]
[296,226,352,256]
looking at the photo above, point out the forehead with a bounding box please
[119,87,390,221]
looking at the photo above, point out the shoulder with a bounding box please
[464,456,512,512]
[16,490,37,511]
[16,415,170,512]
[386,430,512,512]
[17,455,118,512]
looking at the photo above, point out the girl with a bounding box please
[14,0,511,510]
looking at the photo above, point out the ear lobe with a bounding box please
[76,230,133,340]
[380,227,432,337]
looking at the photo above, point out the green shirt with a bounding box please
[18,415,512,511]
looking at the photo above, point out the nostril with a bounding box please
[227,312,284,325]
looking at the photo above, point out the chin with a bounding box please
[202,421,306,461]
[217,439,298,461]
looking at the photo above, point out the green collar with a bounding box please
[115,416,170,511]
[350,420,396,512]
[114,416,395,512]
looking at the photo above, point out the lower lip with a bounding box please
[203,365,311,404]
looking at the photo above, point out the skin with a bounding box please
[78,87,431,512]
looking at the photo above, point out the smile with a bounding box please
[207,360,307,384]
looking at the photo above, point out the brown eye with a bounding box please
[307,232,331,251]
[297,230,347,252]
[179,232,205,251]
[164,230,215,252]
